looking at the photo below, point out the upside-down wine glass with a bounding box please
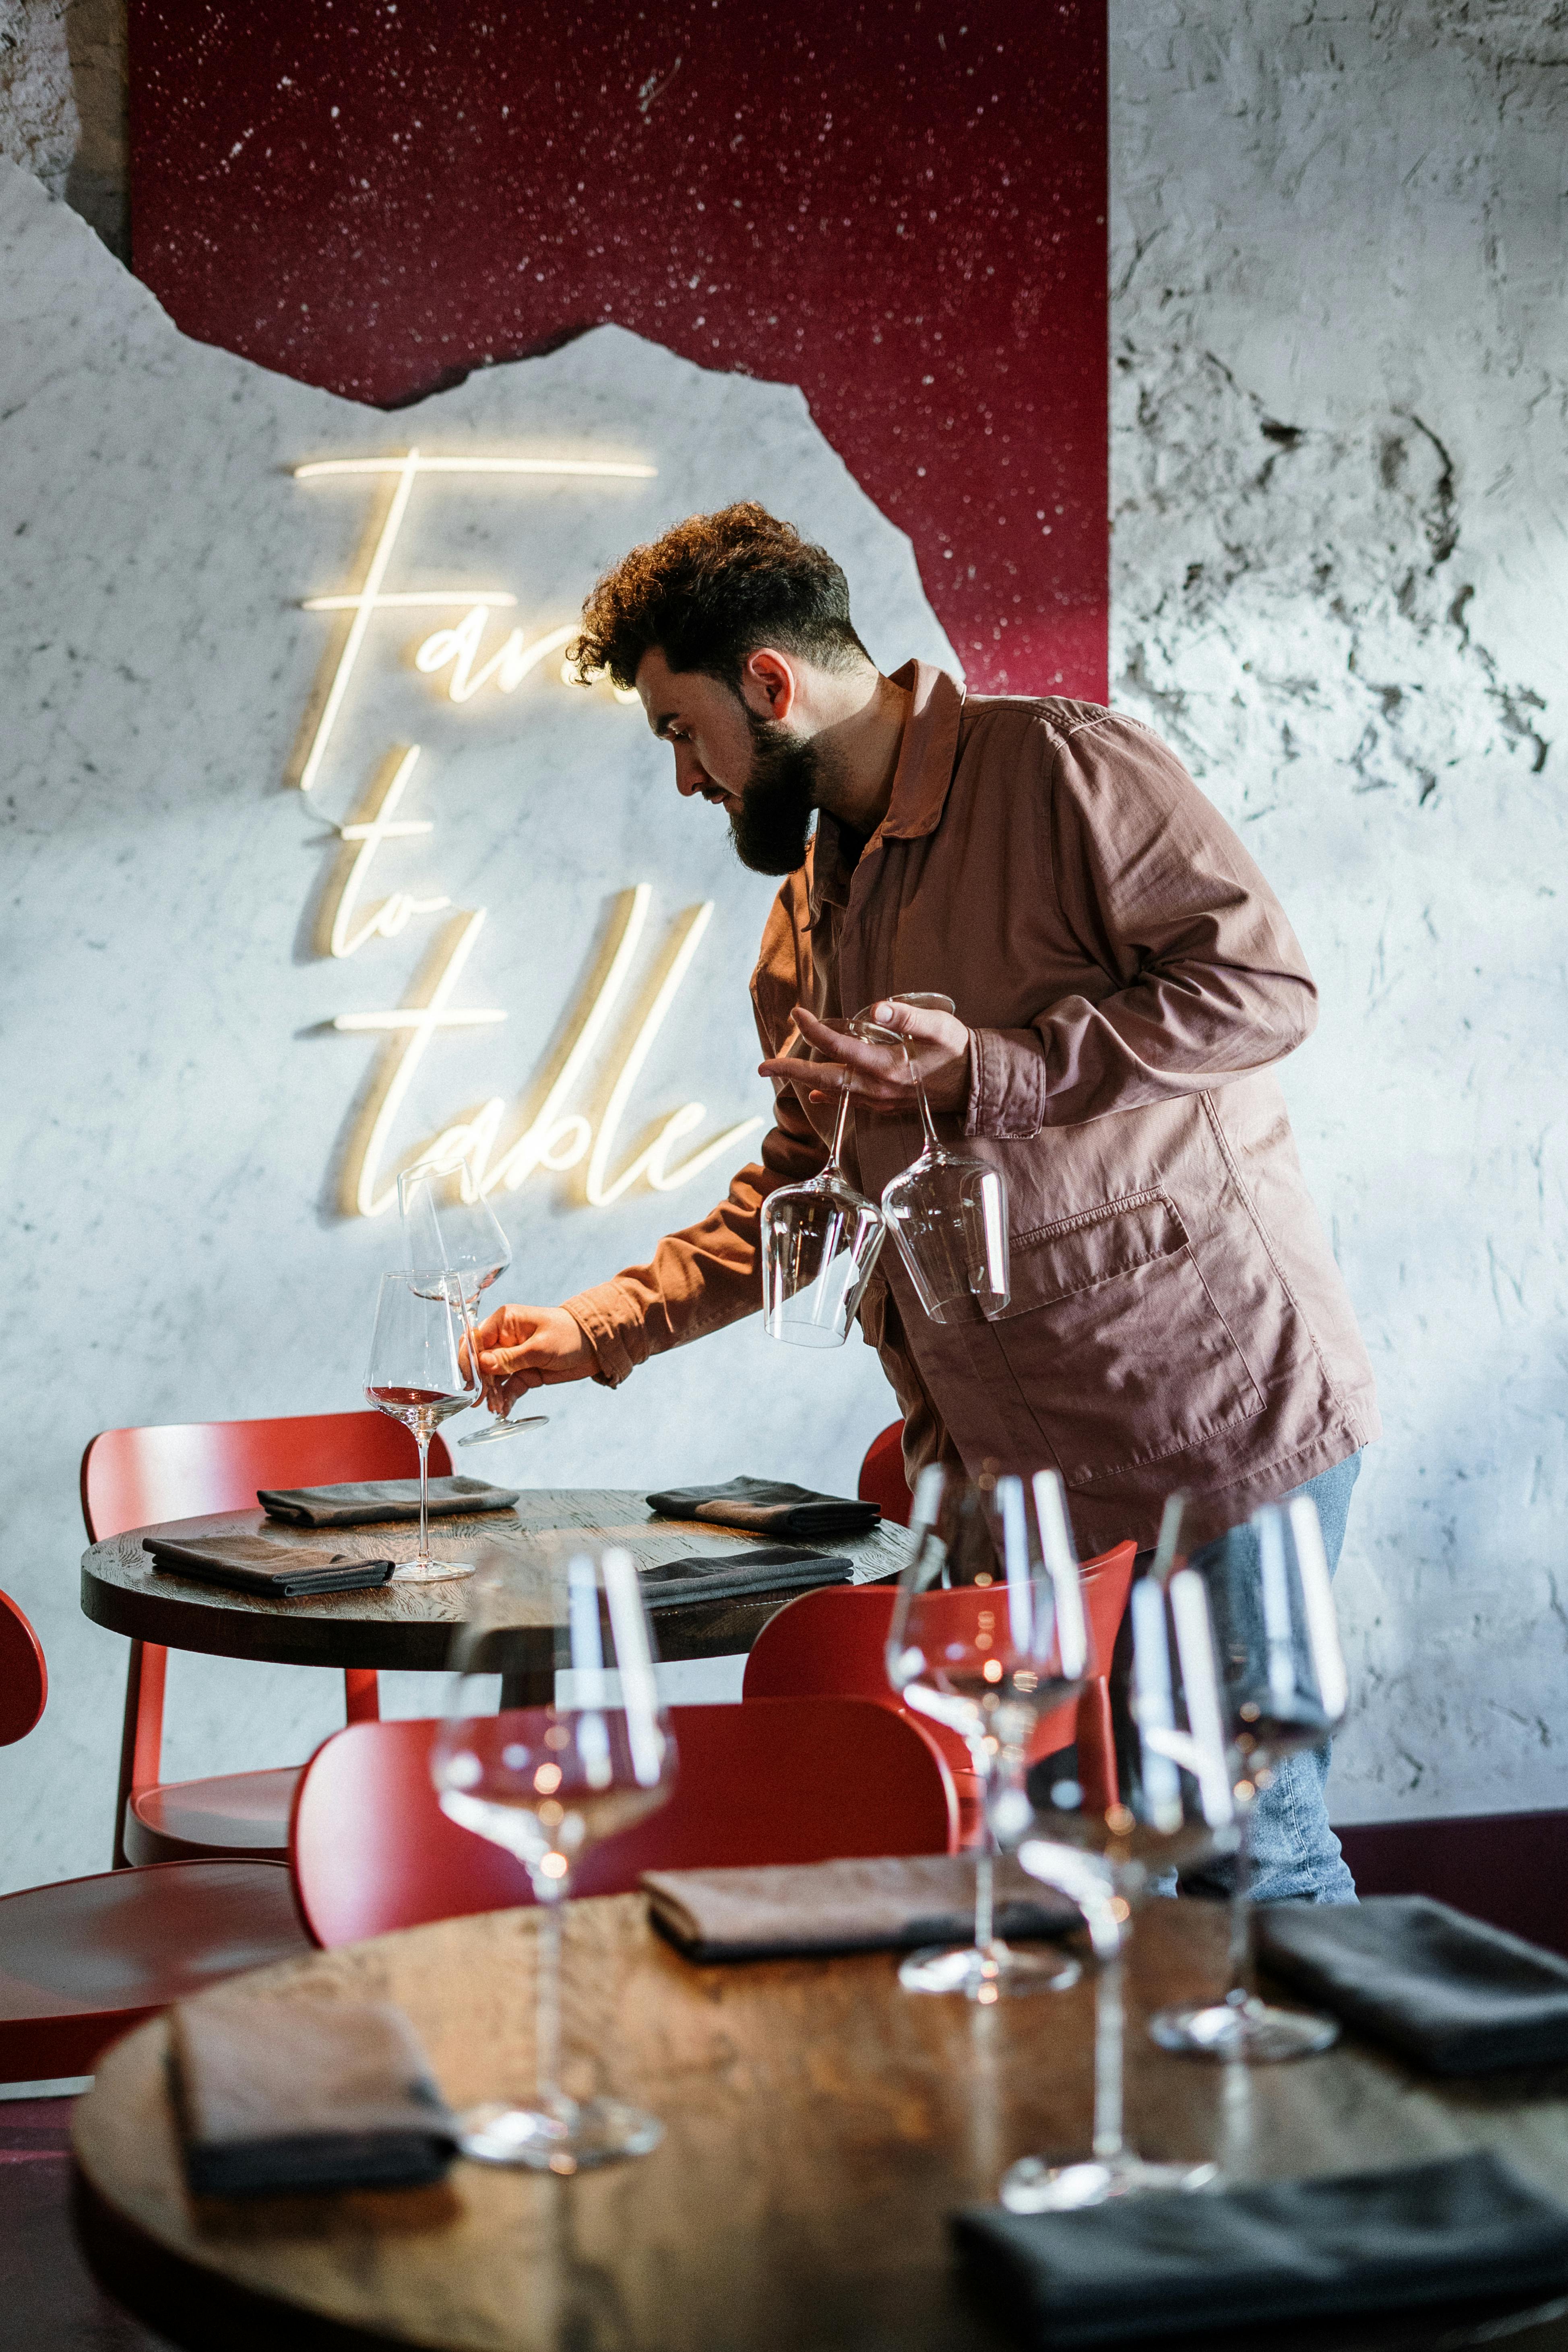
[1000,1509,1240,2210]
[1149,1494,1350,2062]
[759,1013,888,1348]
[364,1270,483,1583]
[864,991,1010,1321]
[431,1544,677,2170]
[884,1463,1092,2000]
[399,1157,548,1449]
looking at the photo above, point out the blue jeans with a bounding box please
[1188,1451,1362,1906]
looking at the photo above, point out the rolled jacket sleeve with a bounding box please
[964,713,1318,1137]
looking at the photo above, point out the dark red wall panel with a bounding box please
[128,1,1106,697]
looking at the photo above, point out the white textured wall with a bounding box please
[1111,4,1568,1820]
[0,164,948,1894]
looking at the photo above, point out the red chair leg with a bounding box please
[1076,1676,1119,1815]
[112,1641,167,1870]
[343,1670,380,1725]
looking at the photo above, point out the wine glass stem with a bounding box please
[1091,1945,1127,2164]
[535,1892,563,2110]
[414,1422,431,1572]
[974,1846,996,1952]
[827,1085,852,1178]
[905,1045,942,1153]
[1224,1806,1256,2009]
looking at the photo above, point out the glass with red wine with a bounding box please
[364,1269,483,1583]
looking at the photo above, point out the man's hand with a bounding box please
[470,1303,600,1413]
[758,1000,972,1118]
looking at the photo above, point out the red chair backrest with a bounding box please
[858,1421,912,1527]
[291,1696,959,1947]
[0,1591,47,1746]
[743,1539,1138,1763]
[80,1412,454,1541]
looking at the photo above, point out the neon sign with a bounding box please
[293,448,763,1217]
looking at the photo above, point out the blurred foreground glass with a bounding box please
[760,1012,888,1349]
[430,1546,676,2169]
[1150,1495,1349,2062]
[1002,1542,1239,2211]
[364,1270,482,1583]
[398,1158,548,1449]
[885,1463,1092,2000]
[867,992,1009,1322]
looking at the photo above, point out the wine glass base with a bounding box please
[456,1416,549,1447]
[456,2095,663,2172]
[389,1557,477,1585]
[898,1940,1079,2000]
[1148,1996,1340,2062]
[1000,2152,1220,2213]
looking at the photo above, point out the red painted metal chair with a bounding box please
[858,1419,913,1526]
[742,1539,1139,1844]
[0,1583,309,2083]
[290,1696,959,1948]
[81,1413,452,1869]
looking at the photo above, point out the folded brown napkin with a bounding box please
[146,1534,394,1598]
[952,2151,1568,2347]
[258,1476,519,1527]
[640,1545,853,1610]
[643,1854,1078,1962]
[1256,1894,1568,2074]
[645,1474,880,1538]
[170,1993,456,2195]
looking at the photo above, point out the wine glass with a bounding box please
[884,1463,1092,2000]
[1000,1538,1240,2210]
[864,991,1010,1321]
[398,1158,548,1449]
[760,1013,888,1348]
[364,1270,483,1583]
[430,1544,677,2170]
[1149,1494,1350,2062]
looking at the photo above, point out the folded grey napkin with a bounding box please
[170,1993,456,2196]
[1256,1893,1568,2074]
[645,1474,880,1538]
[258,1476,519,1527]
[643,1854,1078,1962]
[640,1545,853,1610]
[146,1534,394,1598]
[952,2151,1568,2347]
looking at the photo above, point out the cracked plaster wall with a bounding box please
[1112,3,1568,1819]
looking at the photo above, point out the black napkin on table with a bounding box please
[952,2151,1568,2348]
[645,1853,1078,1962]
[1255,1893,1568,2074]
[639,1545,853,1611]
[645,1475,880,1539]
[257,1476,519,1528]
[170,1992,456,2196]
[145,1534,394,1598]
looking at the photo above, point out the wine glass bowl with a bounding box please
[866,992,1010,1322]
[760,1012,888,1349]
[398,1157,550,1448]
[364,1270,483,1583]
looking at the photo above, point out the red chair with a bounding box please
[858,1420,913,1526]
[81,1413,452,1870]
[0,1583,309,2082]
[290,1697,959,1948]
[742,1540,1138,1842]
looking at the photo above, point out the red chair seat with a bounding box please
[125,1766,305,1864]
[291,1697,959,1948]
[0,1861,311,2081]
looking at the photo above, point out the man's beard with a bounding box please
[729,710,822,876]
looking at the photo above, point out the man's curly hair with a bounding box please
[567,502,870,694]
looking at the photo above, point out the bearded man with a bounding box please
[473,502,1379,1903]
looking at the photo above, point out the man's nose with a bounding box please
[673,748,715,799]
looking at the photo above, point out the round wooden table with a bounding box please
[81,1487,911,1688]
[72,1899,1568,2352]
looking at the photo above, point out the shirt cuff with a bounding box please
[964,1027,1049,1139]
[562,1284,647,1390]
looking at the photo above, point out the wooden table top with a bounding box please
[80,1488,911,1672]
[73,1898,1568,2352]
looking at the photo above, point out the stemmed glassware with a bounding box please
[431,1543,677,2170]
[398,1158,548,1449]
[1000,1524,1240,2210]
[760,1013,889,1348]
[885,1463,1092,2001]
[364,1270,484,1583]
[864,991,1010,1321]
[1149,1494,1349,2062]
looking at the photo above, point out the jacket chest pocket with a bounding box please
[990,1190,1265,1488]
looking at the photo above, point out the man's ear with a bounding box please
[742,648,797,722]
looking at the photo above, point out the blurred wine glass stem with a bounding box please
[413,1416,432,1574]
[1223,1803,1257,2011]
[533,1889,564,2117]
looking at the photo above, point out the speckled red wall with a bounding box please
[127,0,1106,697]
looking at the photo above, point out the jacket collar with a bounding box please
[808,661,965,914]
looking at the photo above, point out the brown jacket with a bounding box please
[568,663,1379,1552]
